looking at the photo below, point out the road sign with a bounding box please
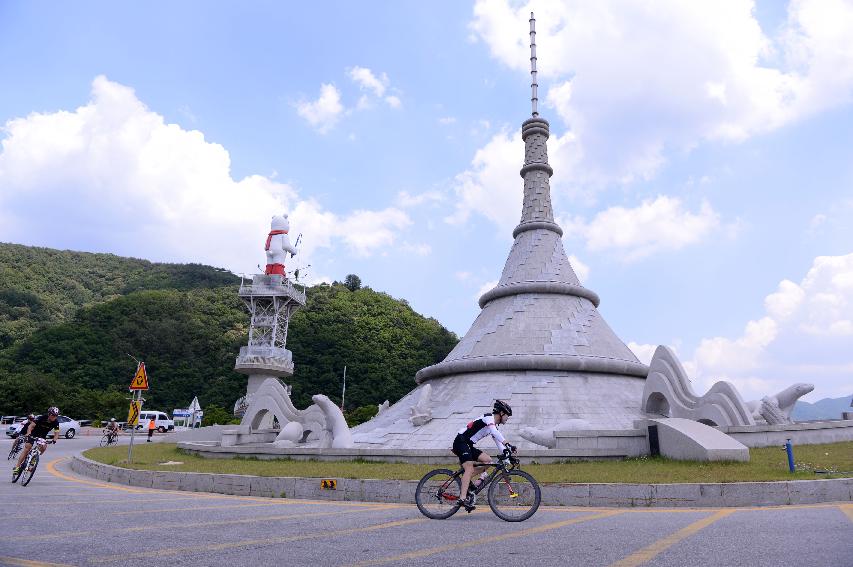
[320,479,337,490]
[127,401,141,426]
[129,362,149,390]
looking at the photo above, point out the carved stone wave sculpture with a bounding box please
[240,377,353,448]
[641,346,814,427]
[641,346,755,427]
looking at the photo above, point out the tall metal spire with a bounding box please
[529,12,538,117]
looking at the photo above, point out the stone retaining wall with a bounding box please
[70,455,852,508]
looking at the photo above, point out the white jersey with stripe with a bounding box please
[457,414,507,452]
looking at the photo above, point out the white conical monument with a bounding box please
[351,14,649,449]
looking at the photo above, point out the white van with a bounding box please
[136,411,174,432]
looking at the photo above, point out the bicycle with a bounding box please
[99,430,118,447]
[415,450,541,522]
[12,436,51,486]
[8,435,25,461]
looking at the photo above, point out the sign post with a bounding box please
[127,362,150,464]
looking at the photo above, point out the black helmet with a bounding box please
[493,400,512,416]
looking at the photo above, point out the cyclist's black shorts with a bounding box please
[452,434,482,465]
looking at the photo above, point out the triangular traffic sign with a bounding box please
[129,362,149,390]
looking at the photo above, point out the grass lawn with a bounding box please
[83,441,853,484]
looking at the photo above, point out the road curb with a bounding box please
[69,455,853,508]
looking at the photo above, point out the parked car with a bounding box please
[135,411,174,433]
[5,415,81,439]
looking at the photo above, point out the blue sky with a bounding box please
[1,1,852,401]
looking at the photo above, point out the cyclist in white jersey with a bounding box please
[452,400,516,511]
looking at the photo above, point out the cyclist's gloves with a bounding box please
[505,443,517,454]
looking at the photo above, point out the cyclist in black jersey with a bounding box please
[452,400,516,511]
[13,407,59,476]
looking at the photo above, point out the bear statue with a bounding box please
[264,213,297,276]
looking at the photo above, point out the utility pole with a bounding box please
[340,365,347,411]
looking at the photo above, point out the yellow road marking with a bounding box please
[840,504,853,523]
[10,504,398,541]
[0,556,74,567]
[607,509,735,567]
[89,517,426,563]
[346,510,623,567]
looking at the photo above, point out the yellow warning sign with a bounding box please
[127,401,142,426]
[320,479,337,490]
[129,362,149,390]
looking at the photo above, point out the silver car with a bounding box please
[5,415,81,439]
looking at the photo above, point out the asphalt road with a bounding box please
[1,431,851,567]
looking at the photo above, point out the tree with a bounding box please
[343,274,362,291]
[202,405,236,426]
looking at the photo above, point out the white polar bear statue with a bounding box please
[264,213,297,276]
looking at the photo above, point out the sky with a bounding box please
[1,1,852,402]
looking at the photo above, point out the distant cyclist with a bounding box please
[452,400,516,512]
[13,407,59,476]
[105,418,120,441]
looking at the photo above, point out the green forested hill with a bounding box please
[0,242,238,348]
[0,244,458,421]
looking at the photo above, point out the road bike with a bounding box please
[100,430,119,447]
[12,436,50,486]
[8,435,25,461]
[415,451,541,522]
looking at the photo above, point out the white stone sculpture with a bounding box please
[641,346,755,427]
[312,394,354,448]
[240,378,353,448]
[520,419,592,449]
[277,421,304,443]
[264,213,297,276]
[377,400,390,415]
[745,383,814,424]
[409,384,433,426]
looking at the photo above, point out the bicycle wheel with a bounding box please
[487,470,541,522]
[8,438,22,460]
[415,468,462,520]
[109,434,117,446]
[21,452,39,486]
[99,434,110,447]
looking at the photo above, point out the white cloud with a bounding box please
[688,253,853,398]
[0,76,411,274]
[396,190,445,208]
[474,279,498,306]
[567,254,589,284]
[348,66,401,109]
[565,196,721,261]
[384,95,402,109]
[349,66,388,97]
[439,116,457,125]
[294,83,344,133]
[470,0,853,184]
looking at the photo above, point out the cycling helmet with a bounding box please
[47,406,60,416]
[110,418,116,422]
[27,414,35,420]
[493,399,512,416]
